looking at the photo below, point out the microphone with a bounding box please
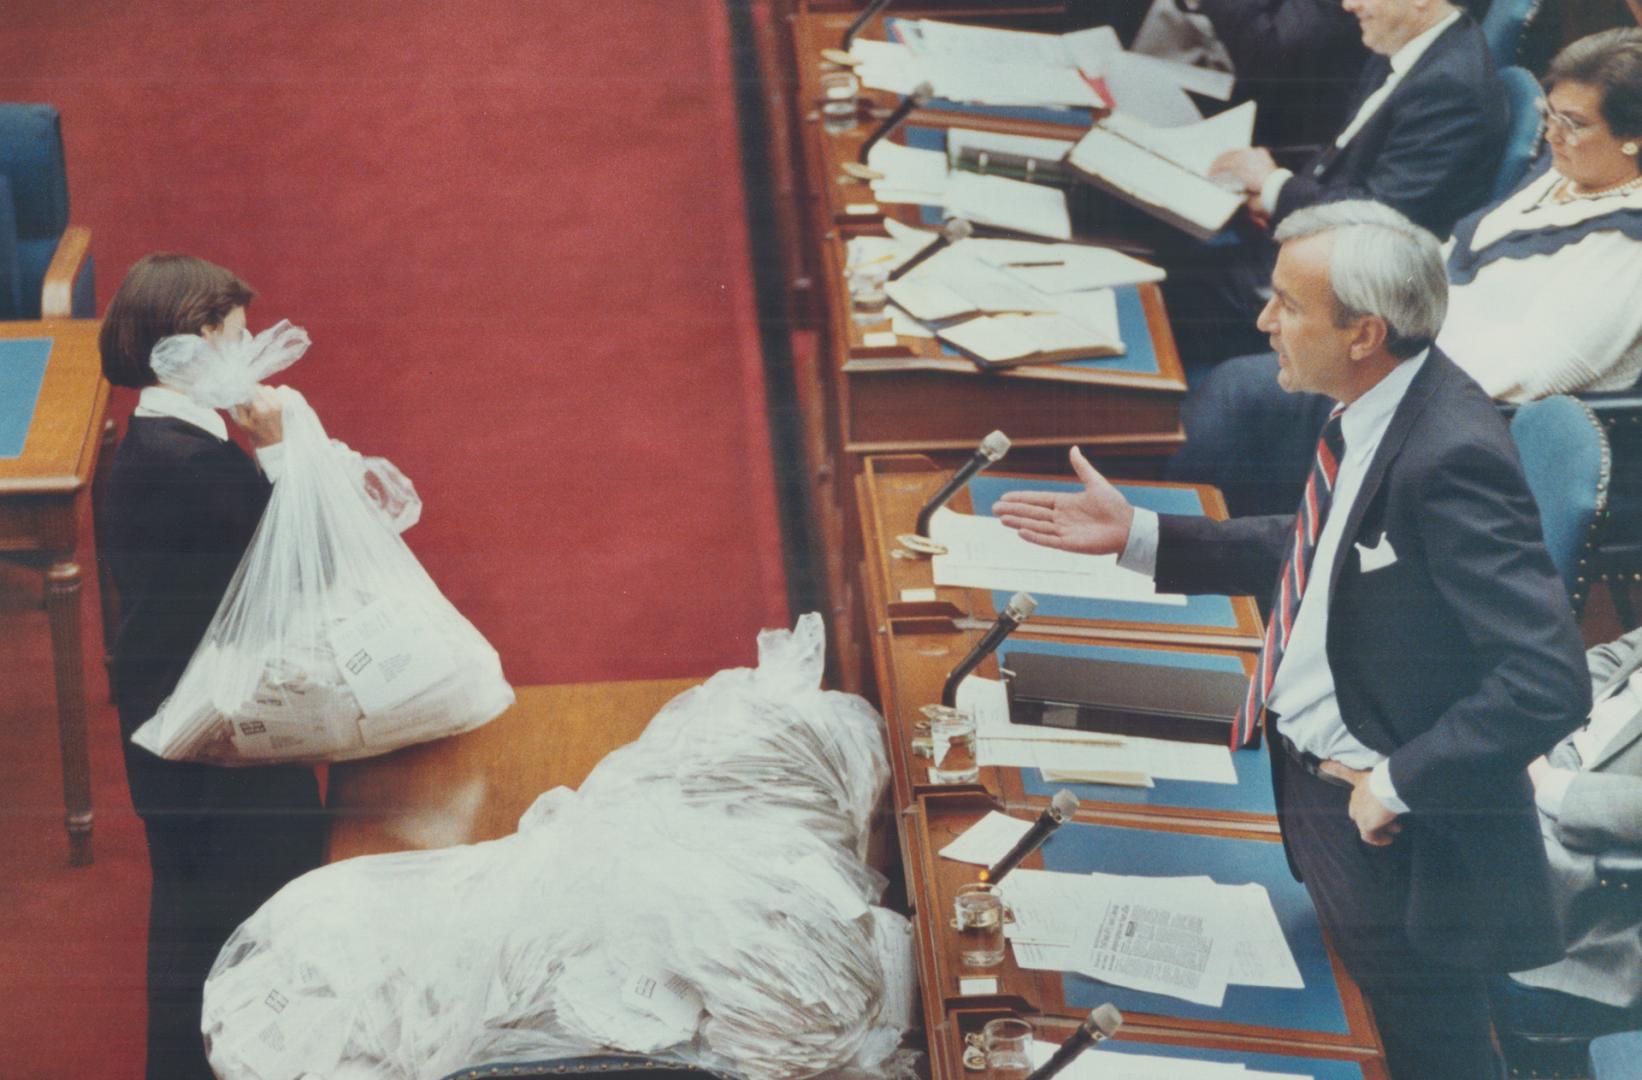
[858,81,934,165]
[942,591,1036,708]
[842,0,895,52]
[914,429,1010,538]
[982,788,1077,884]
[1023,1005,1123,1080]
[888,217,972,282]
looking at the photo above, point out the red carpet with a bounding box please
[1,3,786,1074]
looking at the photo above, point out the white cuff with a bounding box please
[1117,507,1159,577]
[1533,767,1575,819]
[1368,760,1409,816]
[1259,168,1293,216]
[255,442,286,483]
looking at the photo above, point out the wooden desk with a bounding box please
[0,320,110,866]
[327,677,700,861]
[908,791,1386,1068]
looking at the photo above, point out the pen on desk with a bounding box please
[1008,260,1066,268]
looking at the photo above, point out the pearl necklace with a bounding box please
[1555,173,1642,201]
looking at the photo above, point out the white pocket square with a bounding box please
[1356,536,1398,572]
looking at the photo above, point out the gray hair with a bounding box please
[1274,200,1447,359]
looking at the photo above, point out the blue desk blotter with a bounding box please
[0,338,52,459]
[1001,636,1274,816]
[1041,820,1349,1036]
[966,474,1239,630]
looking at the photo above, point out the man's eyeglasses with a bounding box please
[1536,97,1595,145]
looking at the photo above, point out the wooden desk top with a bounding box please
[327,677,701,861]
[0,320,108,497]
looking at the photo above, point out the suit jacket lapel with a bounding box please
[1317,20,1467,182]
[1325,351,1446,605]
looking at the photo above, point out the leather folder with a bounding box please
[1003,652,1247,745]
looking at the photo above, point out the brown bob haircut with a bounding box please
[99,254,256,389]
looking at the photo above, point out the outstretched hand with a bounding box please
[992,447,1135,557]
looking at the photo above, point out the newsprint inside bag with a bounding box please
[130,323,514,764]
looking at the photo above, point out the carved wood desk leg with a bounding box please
[45,559,93,867]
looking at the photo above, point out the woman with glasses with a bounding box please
[1168,27,1642,515]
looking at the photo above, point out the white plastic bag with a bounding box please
[130,324,512,764]
[203,615,914,1080]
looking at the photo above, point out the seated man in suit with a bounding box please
[1165,0,1507,366]
[1492,624,1642,1043]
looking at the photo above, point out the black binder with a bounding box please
[1003,652,1247,745]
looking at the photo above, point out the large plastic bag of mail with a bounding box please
[129,322,514,764]
[202,615,916,1080]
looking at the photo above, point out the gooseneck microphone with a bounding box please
[982,788,1078,884]
[1023,1005,1123,1080]
[941,591,1036,707]
[888,217,972,282]
[842,0,895,52]
[859,82,934,165]
[915,429,1011,538]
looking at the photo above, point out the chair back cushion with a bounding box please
[0,104,70,239]
[1510,394,1609,605]
[1482,0,1540,66]
[1493,68,1545,203]
[1589,1030,1642,1079]
[0,175,20,318]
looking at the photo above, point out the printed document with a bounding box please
[930,508,1184,604]
[939,810,1034,865]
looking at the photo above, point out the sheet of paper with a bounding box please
[1028,1039,1252,1080]
[867,141,952,204]
[946,172,1072,240]
[1003,246,1167,293]
[930,508,1186,605]
[1071,874,1233,1007]
[911,247,1062,314]
[1122,51,1236,102]
[939,312,1120,365]
[1102,52,1204,126]
[783,852,870,920]
[872,909,918,1032]
[939,809,1034,865]
[885,278,978,322]
[910,19,1072,67]
[1069,127,1243,236]
[1061,25,1123,75]
[328,596,457,717]
[998,869,1100,945]
[1224,883,1304,989]
[1104,101,1256,176]
[887,303,935,338]
[1047,288,1122,342]
[620,967,705,1038]
[1011,940,1079,971]
[851,39,926,97]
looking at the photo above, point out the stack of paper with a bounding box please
[957,676,1236,787]
[929,508,1182,603]
[946,172,1073,240]
[997,868,1304,1008]
[886,250,1059,321]
[937,308,1120,368]
[963,238,1166,293]
[855,21,1235,124]
[865,141,952,205]
[1067,102,1257,240]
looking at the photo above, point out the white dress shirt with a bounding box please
[134,385,285,480]
[1122,352,1428,811]
[1259,10,1462,214]
[1535,670,1642,818]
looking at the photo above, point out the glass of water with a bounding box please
[927,706,978,784]
[820,71,860,134]
[954,882,1007,967]
[983,1017,1035,1080]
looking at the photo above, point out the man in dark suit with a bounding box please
[995,201,1589,1079]
[1168,0,1507,365]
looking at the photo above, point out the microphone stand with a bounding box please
[941,591,1035,707]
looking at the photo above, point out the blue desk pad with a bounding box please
[1039,820,1350,1036]
[1098,1040,1370,1079]
[965,474,1240,632]
[0,338,51,459]
[883,19,1098,129]
[1000,636,1274,817]
[899,124,1160,378]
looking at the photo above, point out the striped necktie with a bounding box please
[1231,406,1347,749]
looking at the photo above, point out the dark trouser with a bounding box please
[1275,749,1504,1080]
[1164,351,1335,518]
[121,711,327,1080]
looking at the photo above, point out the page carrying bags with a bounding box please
[129,321,513,764]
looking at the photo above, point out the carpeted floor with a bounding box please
[0,2,787,1073]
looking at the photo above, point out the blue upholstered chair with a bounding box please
[1591,1031,1642,1079]
[1509,395,1610,615]
[1481,0,1541,67]
[1578,392,1642,628]
[0,103,94,320]
[1493,67,1547,203]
